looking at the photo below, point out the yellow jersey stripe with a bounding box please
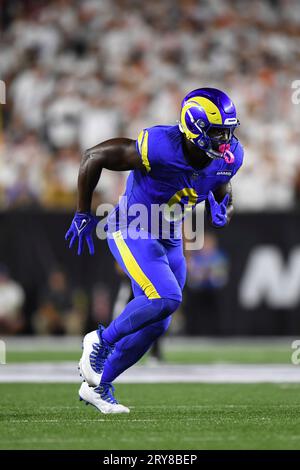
[137,130,144,155]
[140,130,151,172]
[137,130,151,172]
[112,230,160,299]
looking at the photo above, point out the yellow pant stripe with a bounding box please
[112,230,160,299]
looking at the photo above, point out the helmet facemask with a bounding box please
[193,120,240,160]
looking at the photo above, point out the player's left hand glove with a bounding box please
[65,212,98,255]
[207,191,230,228]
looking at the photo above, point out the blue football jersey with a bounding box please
[107,125,243,242]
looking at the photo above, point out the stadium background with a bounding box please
[1,0,300,451]
[1,0,300,337]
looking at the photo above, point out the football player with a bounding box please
[66,88,244,413]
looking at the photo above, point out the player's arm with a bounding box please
[77,138,145,212]
[65,138,144,255]
[205,182,234,228]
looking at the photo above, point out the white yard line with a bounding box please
[1,363,300,383]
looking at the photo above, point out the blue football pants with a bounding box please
[100,229,186,383]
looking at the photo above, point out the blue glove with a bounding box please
[207,191,230,228]
[65,212,98,255]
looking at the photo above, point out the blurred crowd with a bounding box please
[0,0,300,211]
[0,263,90,335]
[0,231,228,336]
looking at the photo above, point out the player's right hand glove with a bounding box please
[207,191,230,228]
[65,212,98,255]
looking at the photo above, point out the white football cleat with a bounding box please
[79,381,130,414]
[78,326,114,387]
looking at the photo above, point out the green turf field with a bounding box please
[6,343,292,364]
[1,383,300,450]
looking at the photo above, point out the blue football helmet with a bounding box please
[179,87,240,159]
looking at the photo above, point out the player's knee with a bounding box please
[148,297,181,323]
[154,280,182,313]
[163,297,181,315]
[158,297,181,317]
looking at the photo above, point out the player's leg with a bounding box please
[79,229,181,387]
[100,243,186,384]
[100,314,171,383]
[79,309,160,414]
[101,230,182,345]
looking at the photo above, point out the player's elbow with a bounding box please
[80,147,106,172]
[83,147,99,161]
